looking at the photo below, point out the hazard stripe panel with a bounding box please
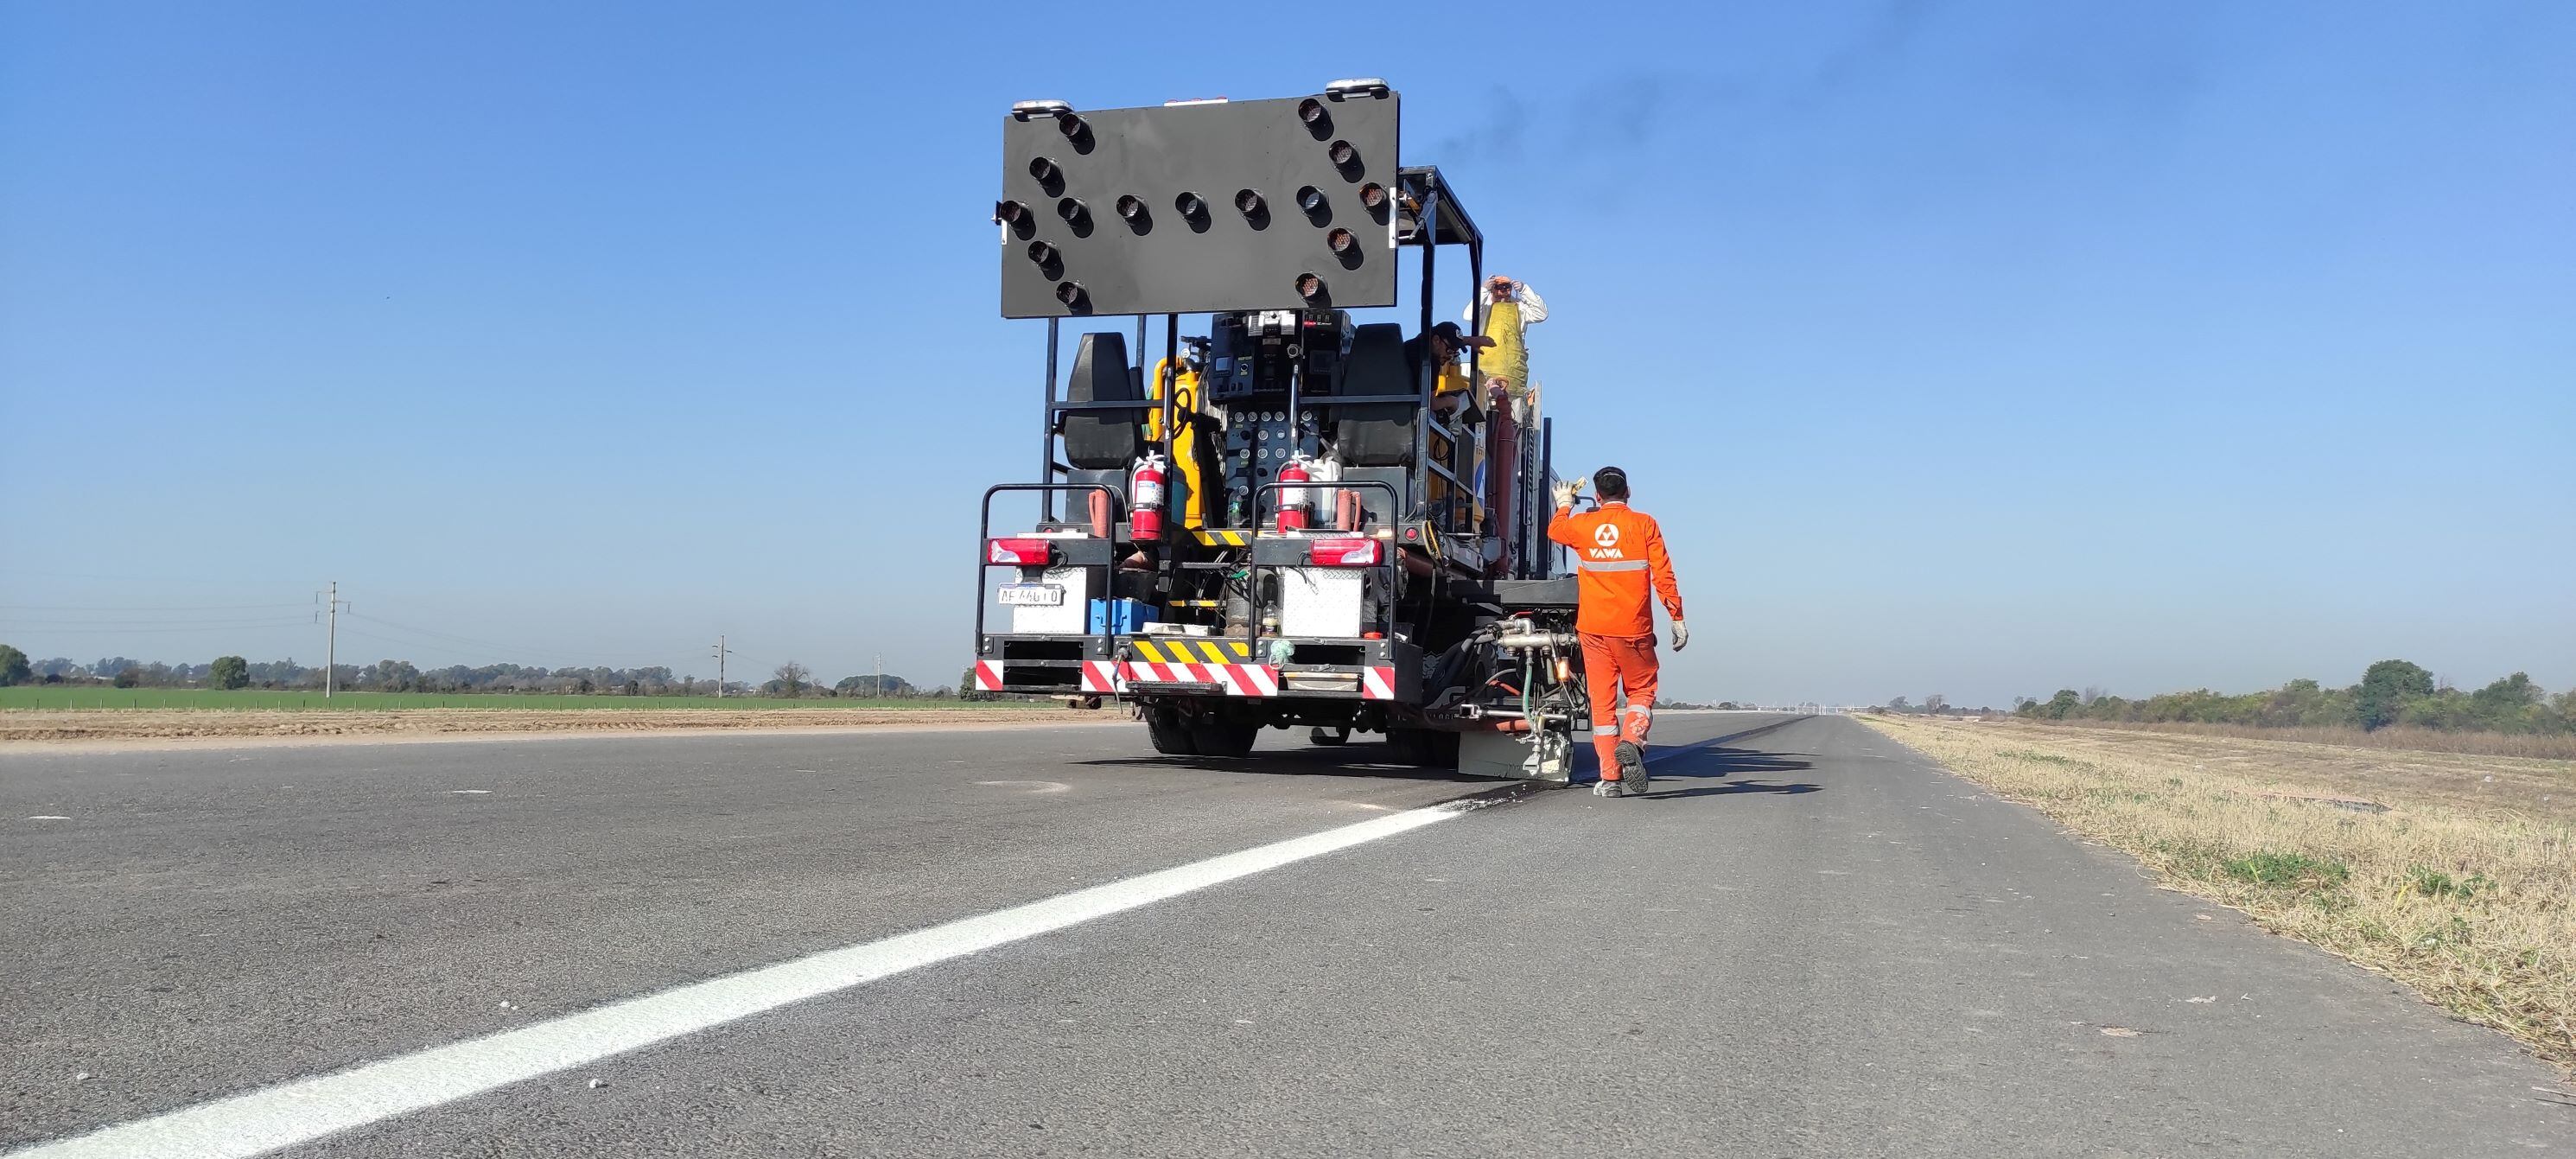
[1129,639,1256,664]
[1359,666,1397,701]
[972,660,1003,692]
[1079,661,1120,695]
[1190,529,1252,547]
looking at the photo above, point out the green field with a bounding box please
[0,688,1029,712]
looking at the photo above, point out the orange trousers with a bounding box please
[1581,633,1658,780]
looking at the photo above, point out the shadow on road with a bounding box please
[1631,744,1822,800]
[1071,742,1494,784]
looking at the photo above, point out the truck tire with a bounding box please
[1309,726,1350,746]
[1146,704,1199,756]
[1190,716,1258,759]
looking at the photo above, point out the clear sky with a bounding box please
[3,2,2570,707]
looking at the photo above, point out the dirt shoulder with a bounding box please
[1861,715,2575,1073]
[0,707,1118,753]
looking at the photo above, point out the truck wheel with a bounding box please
[1309,726,1350,747]
[1145,704,1199,756]
[1190,716,1258,759]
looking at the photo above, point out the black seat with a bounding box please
[1332,323,1416,468]
[1060,332,1142,470]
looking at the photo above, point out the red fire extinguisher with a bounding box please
[1276,455,1311,532]
[1131,452,1167,542]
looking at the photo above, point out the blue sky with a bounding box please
[3,1,2569,706]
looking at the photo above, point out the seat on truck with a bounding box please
[1056,332,1143,516]
[1332,323,1415,468]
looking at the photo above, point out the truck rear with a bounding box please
[970,81,1586,780]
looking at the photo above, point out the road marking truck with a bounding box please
[972,81,1587,780]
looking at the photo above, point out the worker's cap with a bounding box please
[1430,321,1496,353]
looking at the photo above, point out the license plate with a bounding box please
[998,583,1064,607]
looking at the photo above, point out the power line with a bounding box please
[340,611,672,670]
[0,615,323,627]
[0,621,313,635]
[0,602,313,612]
[342,611,657,667]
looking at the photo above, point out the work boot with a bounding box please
[1593,775,1625,799]
[1614,741,1650,794]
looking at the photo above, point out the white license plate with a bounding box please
[998,583,1064,607]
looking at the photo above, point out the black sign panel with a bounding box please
[998,92,1402,318]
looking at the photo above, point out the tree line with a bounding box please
[2001,660,2573,736]
[0,646,948,699]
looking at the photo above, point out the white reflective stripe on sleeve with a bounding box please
[1579,559,1649,572]
[1593,725,1619,736]
[1623,705,1651,718]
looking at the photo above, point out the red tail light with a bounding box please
[987,538,1055,565]
[1307,538,1382,567]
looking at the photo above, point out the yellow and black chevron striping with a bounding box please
[1129,638,1257,665]
[1189,528,1253,547]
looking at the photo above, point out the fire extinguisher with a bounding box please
[1276,455,1311,532]
[1131,452,1167,542]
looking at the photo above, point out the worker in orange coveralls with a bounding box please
[1546,466,1687,798]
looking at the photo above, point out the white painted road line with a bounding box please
[7,799,1483,1159]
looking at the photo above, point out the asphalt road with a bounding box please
[3,714,2569,1156]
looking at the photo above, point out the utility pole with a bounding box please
[316,581,348,698]
[874,652,882,699]
[711,636,731,699]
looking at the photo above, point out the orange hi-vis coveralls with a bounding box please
[1547,500,1684,780]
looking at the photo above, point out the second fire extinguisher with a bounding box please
[1130,452,1168,542]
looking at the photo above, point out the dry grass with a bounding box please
[2023,718,2576,761]
[1861,715,2576,1071]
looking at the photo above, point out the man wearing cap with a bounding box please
[1404,320,1494,416]
[1546,466,1688,797]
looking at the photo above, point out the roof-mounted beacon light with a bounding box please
[1323,78,1390,100]
[1009,99,1074,121]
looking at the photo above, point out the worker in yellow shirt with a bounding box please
[1407,321,1491,416]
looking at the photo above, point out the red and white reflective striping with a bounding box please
[1118,661,1280,697]
[1359,666,1397,700]
[975,659,1123,694]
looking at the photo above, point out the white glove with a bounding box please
[1670,621,1689,651]
[1552,478,1581,509]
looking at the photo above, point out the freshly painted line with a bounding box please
[7,799,1485,1159]
[26,816,69,821]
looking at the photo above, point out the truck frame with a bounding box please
[970,80,1587,780]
